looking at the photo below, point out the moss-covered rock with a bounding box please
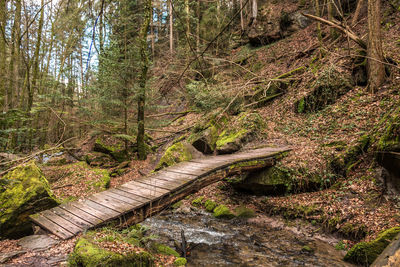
[155,142,198,171]
[233,166,293,195]
[191,196,204,207]
[329,134,370,176]
[188,124,219,154]
[151,243,180,257]
[344,227,400,265]
[85,152,116,167]
[377,107,400,152]
[295,67,353,113]
[69,237,154,267]
[93,136,130,163]
[204,199,217,212]
[0,161,59,239]
[174,257,187,266]
[234,206,256,218]
[213,205,235,219]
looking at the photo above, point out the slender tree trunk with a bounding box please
[0,0,6,112]
[137,0,152,160]
[30,0,45,114]
[327,0,336,38]
[367,0,385,92]
[251,0,257,22]
[169,0,173,54]
[185,0,190,39]
[240,0,244,31]
[196,0,200,52]
[150,3,155,58]
[352,0,365,26]
[314,0,322,42]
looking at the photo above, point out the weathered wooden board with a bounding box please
[30,146,291,239]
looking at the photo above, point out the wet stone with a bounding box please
[18,235,59,251]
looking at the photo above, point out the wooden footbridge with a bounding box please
[30,147,290,239]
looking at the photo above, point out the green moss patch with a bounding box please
[69,237,154,267]
[1,161,59,239]
[204,199,217,212]
[191,196,205,207]
[174,257,187,266]
[213,204,236,219]
[344,227,400,265]
[155,141,194,171]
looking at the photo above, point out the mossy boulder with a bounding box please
[188,124,219,154]
[329,134,370,176]
[295,67,353,113]
[344,227,400,265]
[93,136,130,163]
[174,257,187,266]
[191,196,204,207]
[213,205,235,219]
[377,107,400,152]
[216,112,265,154]
[234,206,256,218]
[204,199,217,212]
[85,152,116,168]
[151,243,180,257]
[69,237,154,267]
[233,166,293,195]
[155,141,201,171]
[0,161,59,239]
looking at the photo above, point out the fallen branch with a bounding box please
[301,13,367,49]
[0,137,77,176]
[145,125,194,133]
[145,110,193,118]
[53,184,73,190]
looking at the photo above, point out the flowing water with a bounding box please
[142,209,354,267]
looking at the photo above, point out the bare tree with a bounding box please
[367,0,385,92]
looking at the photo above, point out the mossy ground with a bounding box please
[68,226,181,267]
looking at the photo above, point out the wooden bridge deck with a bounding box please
[30,147,290,239]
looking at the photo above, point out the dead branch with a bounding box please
[301,13,367,49]
[145,110,193,118]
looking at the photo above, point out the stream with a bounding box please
[142,209,353,267]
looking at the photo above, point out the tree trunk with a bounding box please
[196,0,200,52]
[0,0,6,112]
[240,0,244,31]
[169,0,173,54]
[137,0,152,160]
[251,0,257,22]
[367,0,385,92]
[352,0,365,26]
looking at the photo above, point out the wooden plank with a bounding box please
[163,167,207,176]
[121,183,165,199]
[126,180,170,194]
[114,186,153,202]
[69,201,114,221]
[59,203,103,225]
[152,171,196,182]
[41,210,83,235]
[140,174,190,187]
[81,199,120,219]
[137,177,187,190]
[108,188,147,204]
[31,214,73,239]
[52,207,94,229]
[134,179,172,191]
[105,190,143,207]
[88,194,133,213]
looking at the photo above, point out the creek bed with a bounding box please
[142,209,354,267]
